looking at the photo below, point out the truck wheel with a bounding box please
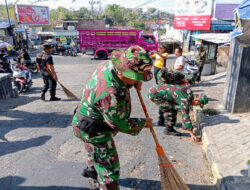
[97,51,107,60]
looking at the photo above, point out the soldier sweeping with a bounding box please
[155,67,188,126]
[72,46,153,190]
[147,83,208,141]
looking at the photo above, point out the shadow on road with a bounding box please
[0,110,72,140]
[119,178,215,190]
[0,136,51,157]
[205,114,240,126]
[0,176,89,190]
[0,96,37,112]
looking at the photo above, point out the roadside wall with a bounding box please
[0,73,15,99]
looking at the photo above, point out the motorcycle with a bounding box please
[11,62,32,94]
[14,58,38,74]
[183,57,201,85]
[64,47,77,57]
[0,54,12,73]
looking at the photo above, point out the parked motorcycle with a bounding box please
[0,54,12,73]
[11,62,32,94]
[14,58,38,73]
[183,57,201,85]
[64,47,77,57]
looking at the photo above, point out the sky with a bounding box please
[1,0,244,12]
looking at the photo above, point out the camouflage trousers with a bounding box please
[158,103,178,127]
[73,124,120,190]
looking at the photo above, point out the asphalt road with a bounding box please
[0,54,214,190]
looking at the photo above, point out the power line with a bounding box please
[132,0,157,10]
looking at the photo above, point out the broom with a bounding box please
[136,89,189,190]
[44,68,78,100]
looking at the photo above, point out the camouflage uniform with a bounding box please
[147,84,193,130]
[156,67,186,85]
[73,46,152,190]
[155,68,188,123]
[196,49,207,81]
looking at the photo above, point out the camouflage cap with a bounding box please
[199,93,208,108]
[112,46,153,81]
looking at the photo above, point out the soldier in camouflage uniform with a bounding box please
[155,67,188,126]
[147,83,208,140]
[72,46,153,190]
[195,45,207,82]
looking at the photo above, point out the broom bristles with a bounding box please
[58,81,78,100]
[156,145,189,190]
[158,154,189,190]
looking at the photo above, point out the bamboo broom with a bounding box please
[45,68,78,100]
[136,89,189,190]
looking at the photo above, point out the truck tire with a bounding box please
[96,50,107,60]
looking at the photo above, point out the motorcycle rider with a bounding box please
[18,48,31,67]
[36,43,61,101]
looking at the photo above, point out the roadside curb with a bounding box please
[194,107,222,190]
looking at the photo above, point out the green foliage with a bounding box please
[0,3,173,32]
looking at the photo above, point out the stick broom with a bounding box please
[45,68,78,100]
[136,89,189,190]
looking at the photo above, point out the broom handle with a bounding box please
[44,67,60,84]
[136,89,160,146]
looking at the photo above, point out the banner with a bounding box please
[174,0,213,30]
[17,5,50,25]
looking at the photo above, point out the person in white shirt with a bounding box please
[174,47,185,73]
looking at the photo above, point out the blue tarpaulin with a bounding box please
[230,0,250,46]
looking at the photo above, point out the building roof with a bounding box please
[215,4,239,20]
[38,30,79,36]
[191,33,230,44]
[0,19,15,29]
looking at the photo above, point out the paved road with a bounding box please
[0,55,214,190]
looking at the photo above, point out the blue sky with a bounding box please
[3,0,244,11]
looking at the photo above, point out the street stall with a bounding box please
[192,33,230,75]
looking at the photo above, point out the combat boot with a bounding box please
[82,167,97,180]
[40,93,45,101]
[157,111,165,126]
[164,127,182,136]
[49,97,61,101]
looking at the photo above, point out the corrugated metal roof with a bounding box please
[215,4,239,20]
[191,33,230,44]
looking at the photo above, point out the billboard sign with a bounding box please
[17,5,50,25]
[174,0,213,30]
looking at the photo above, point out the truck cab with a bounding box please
[140,34,158,52]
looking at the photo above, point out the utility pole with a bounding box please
[89,0,100,20]
[4,0,12,33]
[12,0,21,49]
[157,10,160,41]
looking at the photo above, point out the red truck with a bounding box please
[78,29,158,59]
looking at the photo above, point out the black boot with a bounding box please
[157,110,165,126]
[82,167,97,180]
[40,93,45,101]
[49,96,61,101]
[164,127,182,136]
[157,118,165,126]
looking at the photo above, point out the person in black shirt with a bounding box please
[18,48,31,67]
[36,43,61,101]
